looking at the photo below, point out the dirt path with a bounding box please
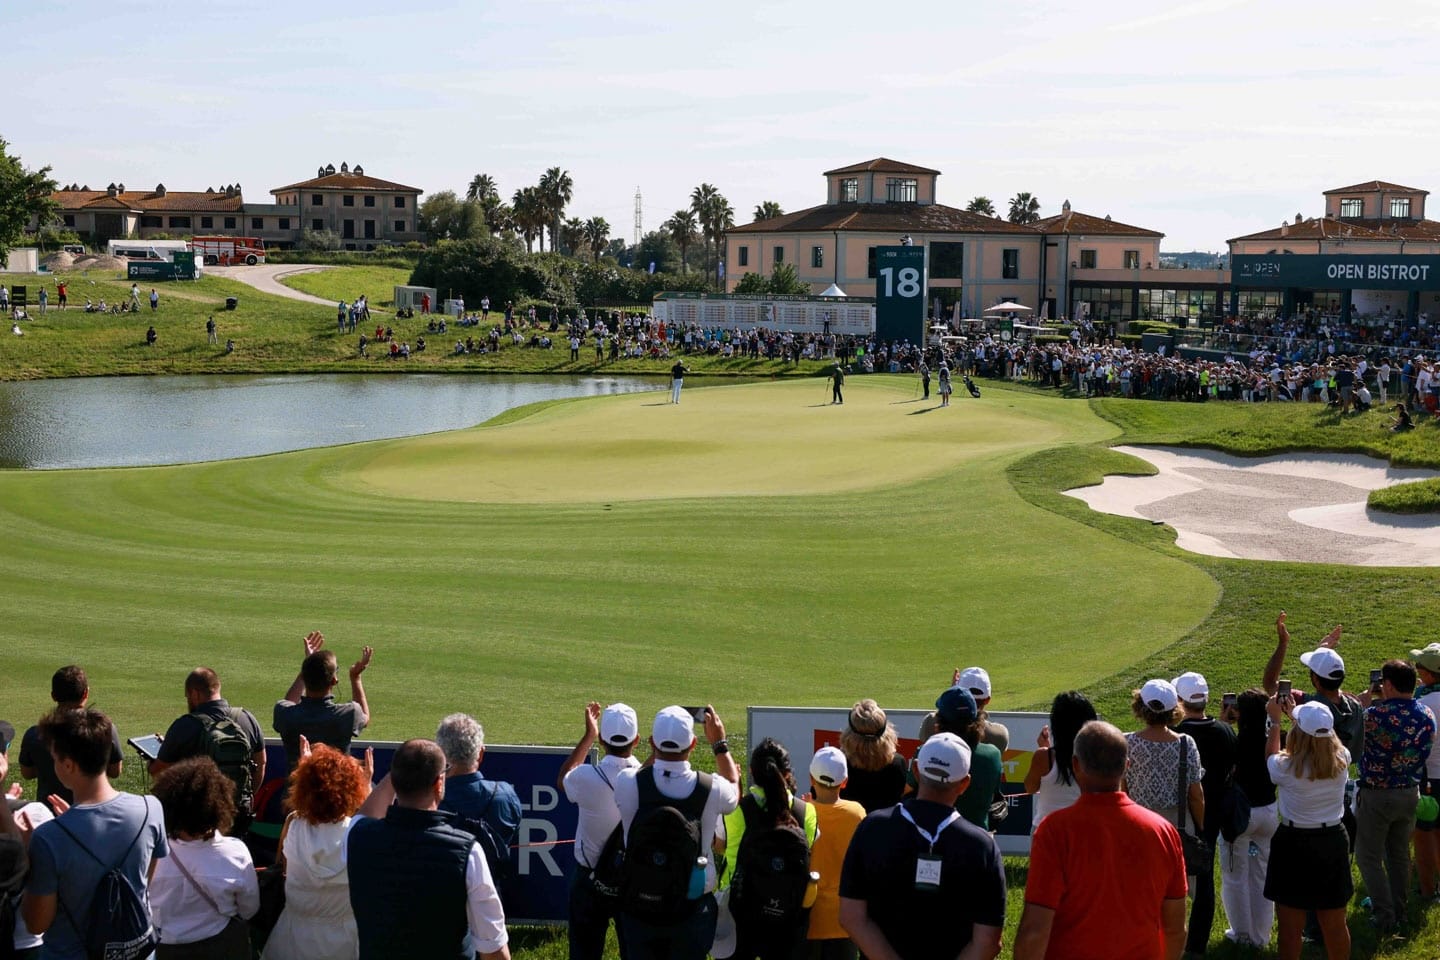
[207,264,335,306]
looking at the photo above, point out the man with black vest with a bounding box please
[347,738,510,960]
[613,705,740,960]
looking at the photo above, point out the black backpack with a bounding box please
[53,803,157,960]
[451,787,515,907]
[197,710,256,812]
[621,768,711,921]
[729,794,810,930]
[586,766,627,905]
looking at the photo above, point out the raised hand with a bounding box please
[584,702,601,738]
[350,646,374,679]
[304,631,325,657]
[1320,624,1343,649]
[299,735,313,761]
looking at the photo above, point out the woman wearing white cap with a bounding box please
[1264,696,1351,960]
[1123,679,1205,834]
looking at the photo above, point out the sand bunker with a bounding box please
[1065,446,1440,566]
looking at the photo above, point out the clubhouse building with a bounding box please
[724,157,1175,321]
[48,162,424,250]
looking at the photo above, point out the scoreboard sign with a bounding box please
[874,245,926,343]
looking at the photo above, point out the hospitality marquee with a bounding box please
[1232,254,1440,291]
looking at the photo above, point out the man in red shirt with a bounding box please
[1014,720,1188,960]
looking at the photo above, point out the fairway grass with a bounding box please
[277,264,413,306]
[0,376,1215,748]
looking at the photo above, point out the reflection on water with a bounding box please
[0,374,663,469]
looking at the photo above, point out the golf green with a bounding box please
[0,375,1216,747]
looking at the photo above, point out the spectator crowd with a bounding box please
[4,614,1440,960]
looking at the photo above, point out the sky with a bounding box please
[8,0,1440,252]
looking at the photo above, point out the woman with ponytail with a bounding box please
[716,738,819,960]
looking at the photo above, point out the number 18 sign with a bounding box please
[873,245,926,344]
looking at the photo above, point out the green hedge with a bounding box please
[1368,478,1440,514]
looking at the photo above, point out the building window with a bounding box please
[885,178,918,203]
[200,216,214,229]
[312,218,324,231]
[1339,198,1363,217]
[840,178,858,202]
[929,242,963,279]
[811,245,824,269]
[393,220,406,232]
[1124,250,1140,269]
[364,220,376,239]
[251,217,264,230]
[311,194,323,206]
[63,214,75,227]
[224,217,237,229]
[867,247,877,278]
[1079,249,1097,269]
[364,196,375,207]
[343,220,355,239]
[279,218,290,230]
[141,215,162,228]
[1391,197,1412,218]
[343,195,354,207]
[738,246,749,267]
[1002,248,1019,279]
[394,197,406,209]
[168,216,191,229]
[773,245,784,265]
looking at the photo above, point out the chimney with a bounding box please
[117,182,125,194]
[107,183,117,197]
[1295,213,1303,224]
[353,164,364,175]
[155,183,165,197]
[1280,221,1289,237]
[1061,199,1071,214]
[318,166,326,177]
[340,162,349,174]
[325,163,336,176]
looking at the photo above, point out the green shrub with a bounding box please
[1368,478,1440,514]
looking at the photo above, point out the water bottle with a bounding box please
[802,871,820,909]
[688,856,708,900]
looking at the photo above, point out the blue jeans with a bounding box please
[620,893,717,960]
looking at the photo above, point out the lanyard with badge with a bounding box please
[900,803,962,891]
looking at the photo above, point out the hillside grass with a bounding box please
[0,269,826,381]
[276,265,413,306]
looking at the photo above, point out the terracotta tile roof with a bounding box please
[52,190,245,212]
[1227,217,1395,243]
[728,202,1038,235]
[1323,180,1429,195]
[1344,218,1440,241]
[272,172,422,193]
[821,158,941,177]
[1031,209,1164,238]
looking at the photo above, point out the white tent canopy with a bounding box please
[984,301,1033,314]
[819,283,848,298]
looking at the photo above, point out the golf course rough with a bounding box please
[0,375,1217,748]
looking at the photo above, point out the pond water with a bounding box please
[0,374,663,469]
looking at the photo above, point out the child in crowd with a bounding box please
[1390,402,1413,431]
[805,746,865,960]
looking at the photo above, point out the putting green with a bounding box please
[0,376,1217,751]
[349,378,1071,502]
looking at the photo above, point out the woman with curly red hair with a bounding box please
[262,741,371,960]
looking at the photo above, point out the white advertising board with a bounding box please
[747,705,1048,855]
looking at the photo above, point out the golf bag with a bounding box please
[964,375,981,398]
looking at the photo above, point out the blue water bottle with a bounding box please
[688,856,708,899]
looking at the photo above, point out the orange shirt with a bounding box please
[806,798,866,940]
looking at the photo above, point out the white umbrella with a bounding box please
[984,301,1033,314]
[819,283,848,298]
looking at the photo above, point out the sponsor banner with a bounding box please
[747,706,1047,855]
[258,740,582,924]
[1233,253,1440,291]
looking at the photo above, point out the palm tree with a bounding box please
[966,196,996,217]
[511,187,545,253]
[710,197,735,287]
[559,217,584,257]
[584,217,610,262]
[538,167,574,254]
[488,201,514,239]
[1007,192,1041,224]
[467,174,498,204]
[663,209,698,273]
[690,183,720,279]
[753,201,784,222]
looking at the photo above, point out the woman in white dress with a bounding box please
[263,742,372,960]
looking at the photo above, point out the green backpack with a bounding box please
[198,711,255,811]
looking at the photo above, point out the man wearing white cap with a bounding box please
[838,733,1006,960]
[1410,643,1440,901]
[557,702,643,960]
[953,666,1009,753]
[1015,721,1188,960]
[1173,671,1236,959]
[613,705,739,960]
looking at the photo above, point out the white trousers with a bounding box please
[671,378,683,403]
[1220,800,1278,946]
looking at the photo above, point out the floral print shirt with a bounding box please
[1361,696,1436,789]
